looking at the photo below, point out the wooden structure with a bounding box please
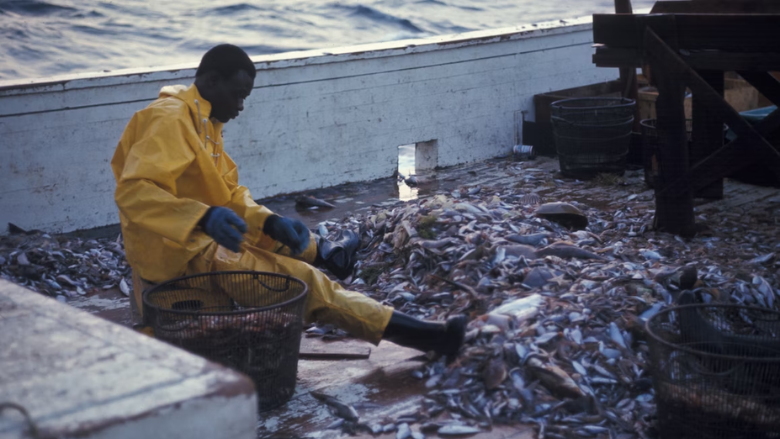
[592,1,780,237]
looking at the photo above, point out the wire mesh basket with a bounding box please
[143,271,308,411]
[646,303,780,439]
[551,97,635,179]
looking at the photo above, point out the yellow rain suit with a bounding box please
[111,84,392,344]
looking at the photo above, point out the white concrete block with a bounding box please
[0,279,257,439]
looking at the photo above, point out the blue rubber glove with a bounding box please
[200,207,247,253]
[262,215,310,255]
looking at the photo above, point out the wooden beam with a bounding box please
[737,71,780,108]
[594,14,780,53]
[691,70,724,199]
[644,29,780,197]
[682,52,780,72]
[651,1,780,14]
[688,108,780,192]
[593,47,642,68]
[595,48,780,71]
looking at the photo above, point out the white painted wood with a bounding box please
[0,17,618,233]
[0,279,258,439]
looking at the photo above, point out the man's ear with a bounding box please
[203,71,221,88]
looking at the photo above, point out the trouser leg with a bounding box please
[192,243,394,345]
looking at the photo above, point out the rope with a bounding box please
[0,402,41,438]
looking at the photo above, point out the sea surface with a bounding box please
[0,0,654,81]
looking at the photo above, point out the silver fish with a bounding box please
[310,391,359,421]
[437,425,482,436]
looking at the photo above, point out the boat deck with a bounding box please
[60,155,780,439]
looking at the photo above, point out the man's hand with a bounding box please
[263,215,310,255]
[200,207,247,252]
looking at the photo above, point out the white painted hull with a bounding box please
[0,16,618,233]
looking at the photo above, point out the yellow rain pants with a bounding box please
[112,84,392,344]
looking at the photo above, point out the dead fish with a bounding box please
[317,223,329,236]
[505,233,548,246]
[296,195,335,209]
[396,423,412,439]
[119,278,130,296]
[500,244,538,259]
[526,356,585,399]
[310,391,359,421]
[639,303,663,321]
[437,425,482,436]
[326,419,345,429]
[640,249,663,260]
[16,252,30,266]
[522,267,551,288]
[609,322,626,349]
[420,238,456,249]
[482,356,507,390]
[536,242,604,260]
[750,252,775,265]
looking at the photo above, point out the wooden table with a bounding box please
[591,1,780,236]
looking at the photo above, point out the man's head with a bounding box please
[194,44,256,123]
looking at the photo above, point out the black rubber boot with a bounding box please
[314,229,360,280]
[382,311,467,362]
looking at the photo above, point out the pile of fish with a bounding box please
[313,162,780,438]
[0,226,131,301]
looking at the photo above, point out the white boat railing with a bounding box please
[0,15,618,233]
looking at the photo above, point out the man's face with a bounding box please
[209,69,253,123]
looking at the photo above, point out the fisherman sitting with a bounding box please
[110,44,465,359]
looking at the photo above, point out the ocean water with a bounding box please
[0,0,654,81]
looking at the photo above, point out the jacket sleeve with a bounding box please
[221,152,277,247]
[114,114,209,246]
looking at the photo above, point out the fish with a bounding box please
[526,356,585,399]
[437,425,482,436]
[482,356,507,390]
[536,242,604,260]
[505,233,549,246]
[396,423,411,439]
[310,391,359,421]
[296,195,335,209]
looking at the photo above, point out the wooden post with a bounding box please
[646,31,696,237]
[615,0,640,132]
[691,70,724,199]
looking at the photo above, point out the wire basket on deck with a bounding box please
[646,303,780,439]
[551,97,634,179]
[143,271,308,411]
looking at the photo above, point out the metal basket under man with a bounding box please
[646,303,780,439]
[551,97,635,179]
[143,271,308,411]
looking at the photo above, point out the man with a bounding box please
[111,44,465,359]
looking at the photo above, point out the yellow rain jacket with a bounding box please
[111,84,392,344]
